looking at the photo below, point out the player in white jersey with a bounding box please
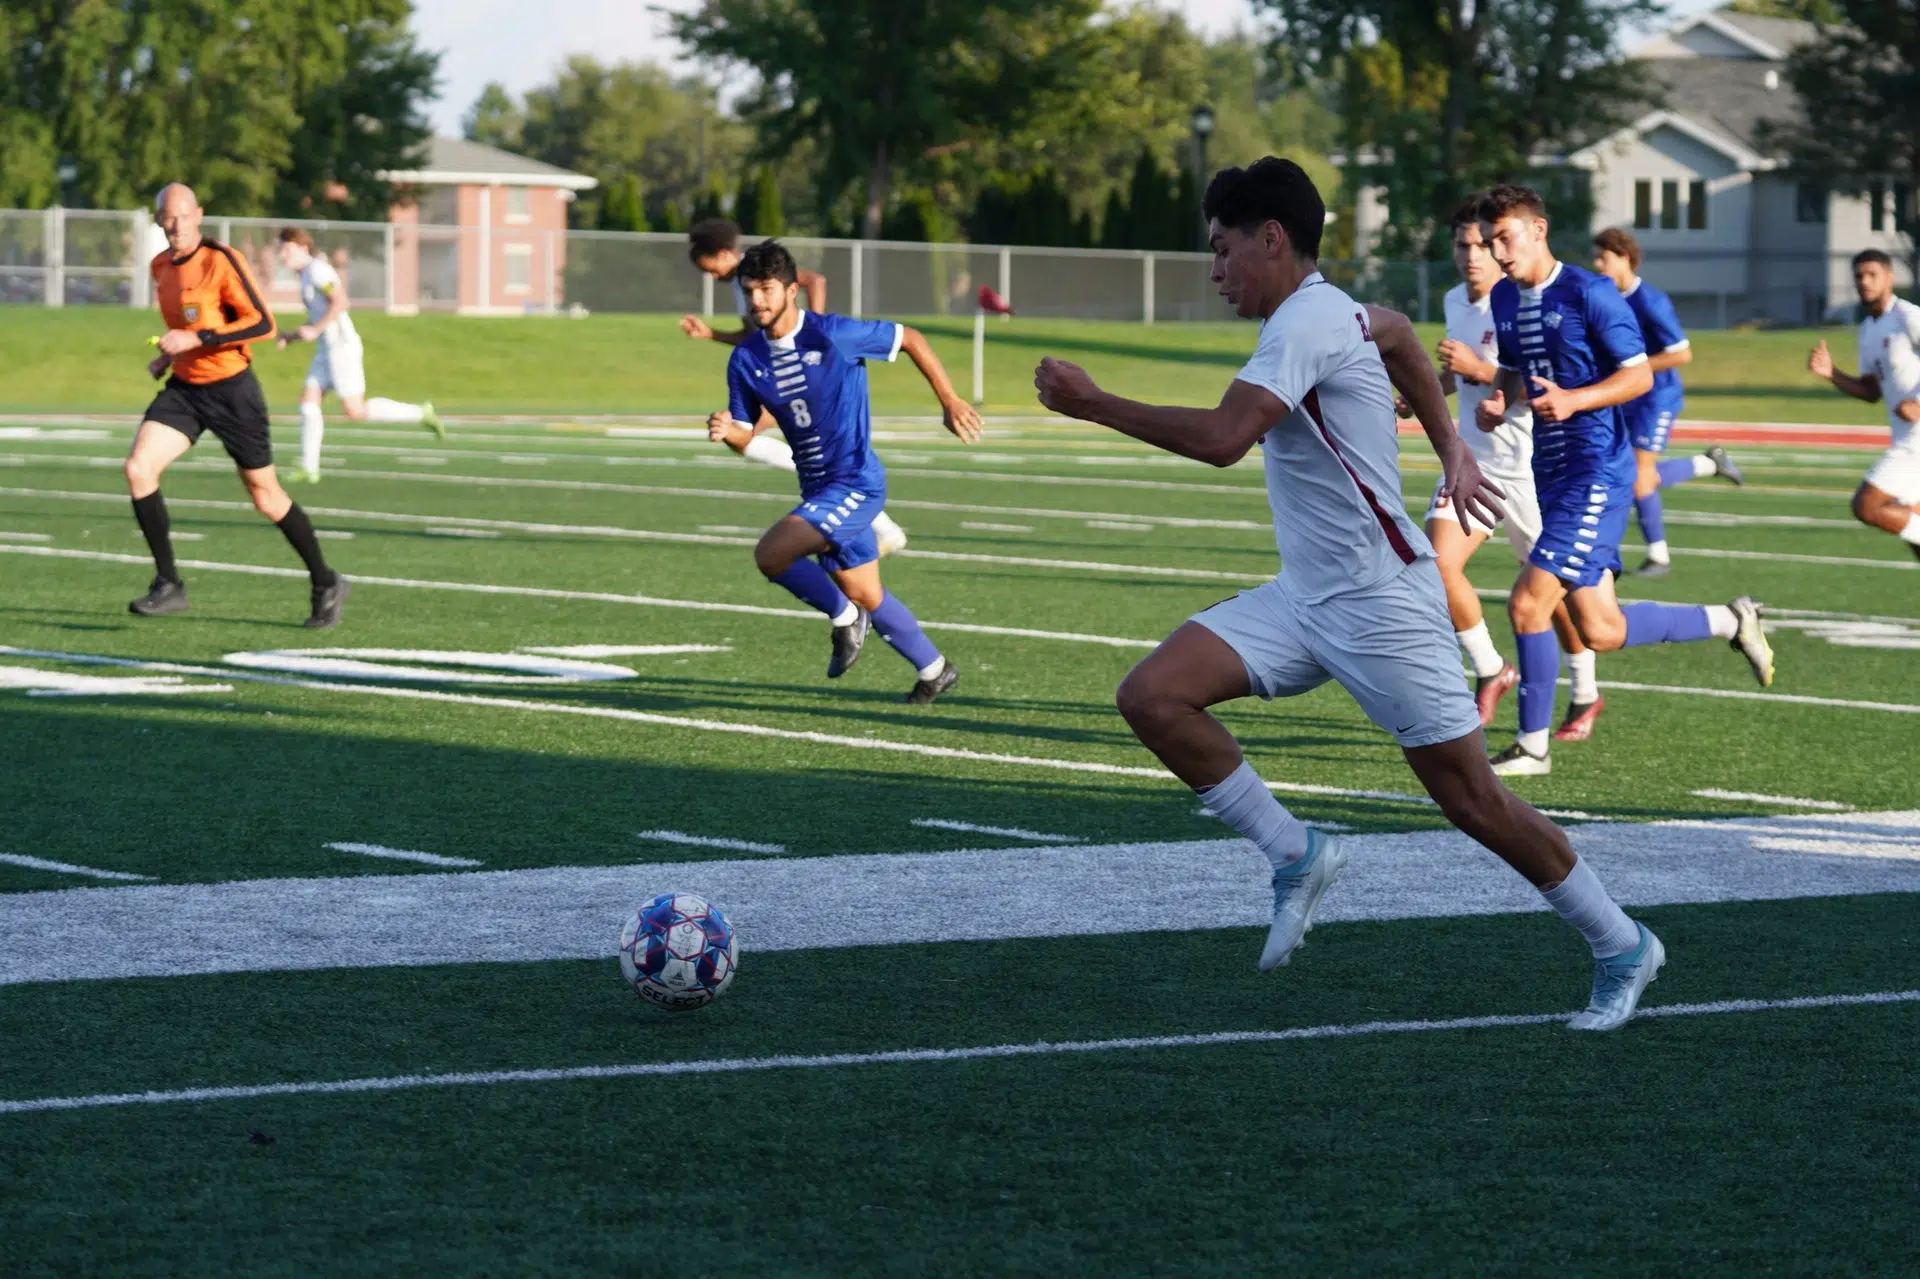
[1424,196,1604,741]
[1808,249,1920,560]
[1033,158,1664,1031]
[274,228,441,484]
[681,217,907,555]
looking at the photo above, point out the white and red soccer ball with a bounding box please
[618,893,737,1010]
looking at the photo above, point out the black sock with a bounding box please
[131,491,179,584]
[275,502,337,588]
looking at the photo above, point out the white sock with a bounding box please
[1646,538,1670,564]
[1517,728,1549,757]
[1568,650,1599,703]
[1457,620,1506,678]
[298,402,324,474]
[1692,453,1718,479]
[915,655,947,681]
[828,601,859,627]
[1196,761,1309,868]
[1540,856,1640,958]
[365,397,424,424]
[1900,513,1920,546]
[873,510,905,543]
[743,434,797,472]
[1704,604,1738,639]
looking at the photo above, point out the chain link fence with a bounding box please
[0,206,1896,327]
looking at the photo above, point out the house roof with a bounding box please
[1709,9,1820,58]
[377,137,598,191]
[1645,55,1800,156]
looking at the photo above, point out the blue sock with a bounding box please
[869,591,943,674]
[1515,629,1559,736]
[1656,457,1695,488]
[1621,601,1713,646]
[771,560,851,619]
[1634,491,1667,544]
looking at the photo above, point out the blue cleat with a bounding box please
[1568,923,1666,1031]
[1258,828,1346,972]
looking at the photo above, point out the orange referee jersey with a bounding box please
[151,239,277,384]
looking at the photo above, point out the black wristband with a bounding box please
[196,328,220,346]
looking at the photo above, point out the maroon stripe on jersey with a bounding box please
[1300,389,1416,565]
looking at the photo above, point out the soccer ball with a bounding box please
[618,893,738,1010]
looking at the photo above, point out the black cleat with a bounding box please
[827,608,869,678]
[129,575,188,616]
[1706,445,1744,486]
[304,575,350,629]
[904,659,959,705]
[1632,558,1671,577]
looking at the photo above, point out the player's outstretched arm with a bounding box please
[1033,357,1281,467]
[899,325,982,442]
[680,314,749,347]
[798,269,827,313]
[1366,305,1504,532]
[1808,340,1881,403]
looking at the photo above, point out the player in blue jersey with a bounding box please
[1475,186,1774,776]
[1590,228,1745,576]
[706,240,982,703]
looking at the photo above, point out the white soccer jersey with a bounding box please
[1859,297,1920,446]
[1443,283,1534,481]
[732,275,747,318]
[1234,273,1433,605]
[299,258,358,349]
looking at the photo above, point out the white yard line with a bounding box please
[4,988,1915,1115]
[910,819,1083,843]
[1691,789,1853,811]
[961,522,1034,533]
[324,842,482,869]
[1589,677,1920,716]
[421,527,500,538]
[0,853,153,882]
[636,830,786,854]
[521,644,732,658]
[0,531,52,542]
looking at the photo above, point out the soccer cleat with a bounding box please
[304,575,350,629]
[1567,923,1666,1031]
[904,659,959,705]
[877,521,909,557]
[827,608,869,678]
[285,468,321,485]
[1258,828,1346,972]
[420,402,446,440]
[1706,445,1744,486]
[1552,697,1606,742]
[1728,595,1773,687]
[1474,663,1518,728]
[128,575,188,616]
[1489,741,1550,776]
[1632,558,1670,578]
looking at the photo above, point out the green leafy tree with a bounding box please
[275,15,438,221]
[737,165,785,237]
[1757,0,1920,275]
[670,0,1098,239]
[463,83,523,151]
[1726,1,1845,21]
[599,172,650,232]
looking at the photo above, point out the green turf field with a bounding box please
[3,402,1919,1271]
[0,304,1895,425]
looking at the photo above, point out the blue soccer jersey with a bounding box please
[726,310,905,500]
[1621,277,1689,451]
[1489,262,1647,494]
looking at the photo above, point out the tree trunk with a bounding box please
[862,136,890,240]
[1435,0,1492,237]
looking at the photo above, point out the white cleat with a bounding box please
[1729,596,1774,688]
[1568,923,1666,1031]
[876,518,909,557]
[1489,742,1551,776]
[1258,828,1345,972]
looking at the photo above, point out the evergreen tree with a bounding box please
[748,166,786,237]
[600,173,650,232]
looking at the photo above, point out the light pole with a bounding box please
[1189,104,1215,250]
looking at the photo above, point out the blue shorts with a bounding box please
[1626,397,1682,452]
[1529,478,1631,589]
[794,483,883,571]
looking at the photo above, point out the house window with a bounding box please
[1870,181,1886,232]
[505,186,532,223]
[1896,183,1912,233]
[1687,180,1707,230]
[503,244,532,293]
[1633,180,1653,229]
[1795,181,1828,223]
[1659,180,1680,229]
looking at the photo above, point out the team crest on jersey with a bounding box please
[802,349,823,365]
[1482,329,1494,345]
[1544,311,1563,329]
[183,304,199,322]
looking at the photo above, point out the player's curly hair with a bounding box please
[687,218,740,263]
[1478,184,1547,224]
[1201,157,1324,259]
[1450,193,1487,231]
[736,239,798,288]
[1853,248,1893,270]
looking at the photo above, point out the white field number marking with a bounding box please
[221,649,639,685]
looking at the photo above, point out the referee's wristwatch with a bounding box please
[196,328,221,347]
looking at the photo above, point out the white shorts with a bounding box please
[1191,559,1482,750]
[305,341,366,401]
[1864,441,1920,505]
[1422,474,1542,561]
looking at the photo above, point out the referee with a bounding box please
[126,182,349,627]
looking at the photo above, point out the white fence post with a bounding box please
[972,309,986,404]
[1142,254,1155,325]
[476,188,491,313]
[129,210,151,308]
[383,221,396,312]
[1416,260,1430,324]
[997,247,1011,310]
[849,241,863,317]
[701,271,714,317]
[44,206,64,307]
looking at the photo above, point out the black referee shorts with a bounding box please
[142,368,273,471]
